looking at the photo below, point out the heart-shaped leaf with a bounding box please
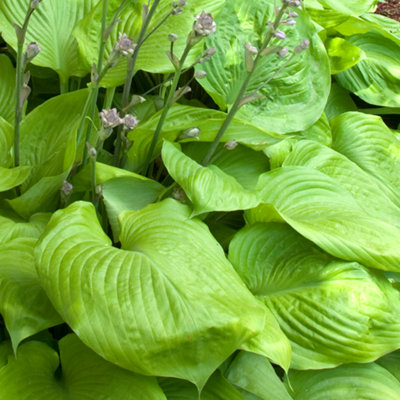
[229,223,400,369]
[0,0,96,81]
[35,199,266,388]
[0,238,62,351]
[0,334,165,399]
[0,55,16,123]
[195,0,330,133]
[251,166,400,272]
[162,141,261,216]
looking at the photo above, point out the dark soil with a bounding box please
[375,0,400,22]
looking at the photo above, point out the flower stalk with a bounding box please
[13,0,42,168]
[201,3,292,166]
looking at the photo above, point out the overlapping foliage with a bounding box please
[1,0,400,398]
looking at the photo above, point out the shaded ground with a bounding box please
[375,0,400,21]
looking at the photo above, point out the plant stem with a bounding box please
[143,44,191,174]
[13,4,37,168]
[114,0,162,166]
[201,6,287,166]
[60,76,69,94]
[103,87,116,109]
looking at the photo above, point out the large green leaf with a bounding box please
[251,166,400,272]
[331,112,400,204]
[308,0,378,15]
[0,116,13,168]
[229,223,400,369]
[195,0,330,133]
[287,362,400,399]
[0,55,16,123]
[126,104,282,172]
[0,334,165,399]
[0,166,32,192]
[0,0,96,81]
[102,176,164,241]
[0,210,50,243]
[35,200,266,388]
[283,140,400,226]
[324,37,363,74]
[162,141,261,216]
[74,0,226,87]
[336,32,400,107]
[225,352,293,400]
[324,83,357,120]
[0,238,62,351]
[6,90,90,218]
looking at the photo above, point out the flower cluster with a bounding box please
[194,11,217,36]
[99,108,139,132]
[115,33,136,56]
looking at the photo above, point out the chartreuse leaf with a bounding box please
[324,37,363,74]
[7,90,89,218]
[162,141,260,216]
[331,112,400,204]
[196,0,330,134]
[325,83,357,120]
[0,342,12,368]
[287,363,400,400]
[283,140,400,226]
[160,371,245,400]
[71,161,149,191]
[336,32,400,107]
[102,176,164,241]
[225,352,293,400]
[74,0,225,87]
[0,166,32,192]
[0,55,15,123]
[240,305,291,372]
[35,200,266,388]
[126,104,281,172]
[0,334,165,399]
[0,238,62,352]
[310,0,378,15]
[229,223,400,369]
[0,0,96,81]
[0,116,13,167]
[0,210,50,243]
[251,166,400,272]
[377,351,400,380]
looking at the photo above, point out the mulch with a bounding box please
[375,0,400,21]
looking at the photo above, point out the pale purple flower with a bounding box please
[281,18,296,26]
[122,114,139,130]
[99,108,122,128]
[195,70,207,79]
[25,42,40,61]
[274,31,286,40]
[224,140,238,150]
[294,38,310,53]
[116,33,136,56]
[194,11,216,36]
[277,47,289,58]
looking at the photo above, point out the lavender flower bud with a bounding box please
[224,140,238,150]
[245,42,258,71]
[168,33,178,42]
[61,180,73,197]
[122,114,139,130]
[99,108,123,128]
[195,70,207,79]
[180,127,201,139]
[281,18,296,26]
[86,142,97,159]
[277,47,289,58]
[282,0,302,7]
[115,33,136,56]
[25,42,41,61]
[204,47,217,57]
[245,42,258,55]
[30,0,42,9]
[288,10,299,18]
[294,38,310,53]
[194,11,216,36]
[274,31,286,40]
